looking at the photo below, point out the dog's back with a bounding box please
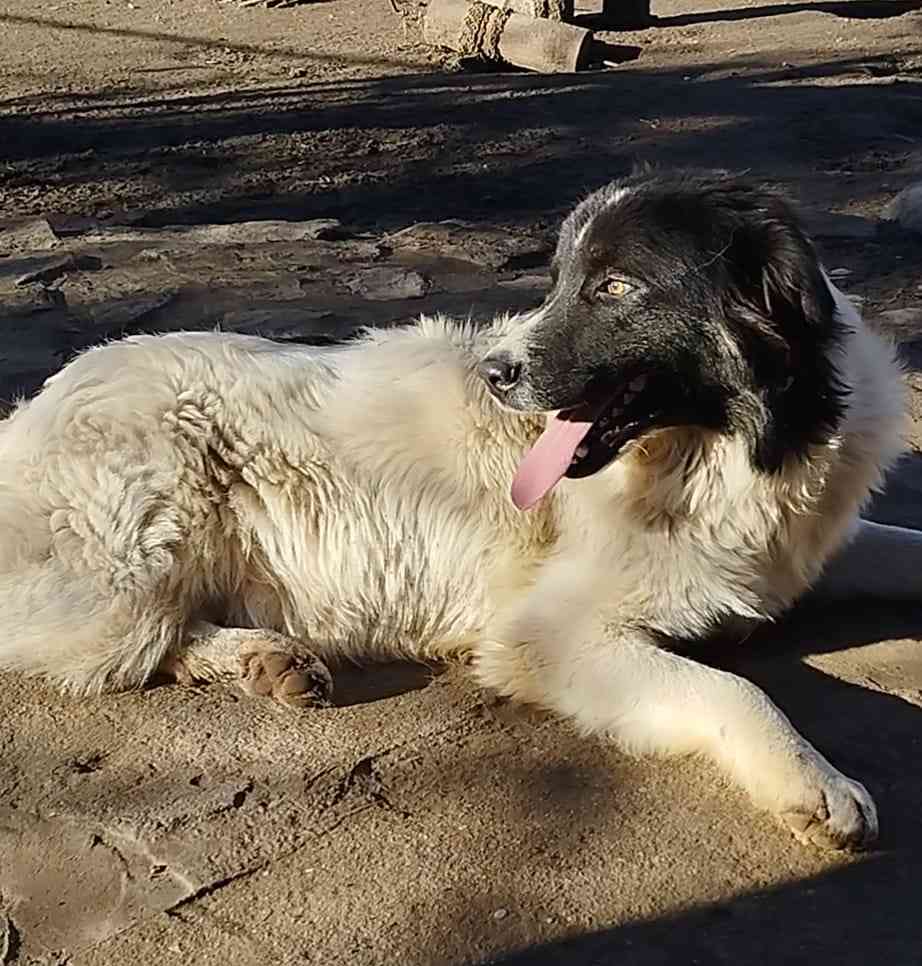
[0,321,551,690]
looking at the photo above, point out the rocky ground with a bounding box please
[2,1,922,964]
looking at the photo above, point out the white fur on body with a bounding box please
[0,283,906,849]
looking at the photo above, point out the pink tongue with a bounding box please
[511,413,595,510]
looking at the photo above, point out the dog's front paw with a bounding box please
[239,649,333,709]
[779,770,878,852]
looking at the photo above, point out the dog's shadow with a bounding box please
[331,660,443,707]
[704,601,920,830]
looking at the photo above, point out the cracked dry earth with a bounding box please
[2,0,922,964]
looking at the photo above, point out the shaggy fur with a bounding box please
[0,172,909,851]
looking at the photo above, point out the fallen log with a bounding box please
[424,0,592,73]
[486,0,574,20]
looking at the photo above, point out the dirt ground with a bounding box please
[1,1,922,964]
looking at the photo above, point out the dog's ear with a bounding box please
[726,190,836,340]
[713,185,848,467]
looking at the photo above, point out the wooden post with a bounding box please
[600,0,652,27]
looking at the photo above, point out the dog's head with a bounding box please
[479,170,848,509]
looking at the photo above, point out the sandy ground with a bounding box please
[1,1,922,964]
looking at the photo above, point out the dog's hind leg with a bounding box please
[0,562,180,696]
[160,622,334,709]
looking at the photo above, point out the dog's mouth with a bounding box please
[511,374,677,510]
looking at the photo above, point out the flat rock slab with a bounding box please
[2,252,102,287]
[343,266,431,300]
[220,304,343,341]
[0,217,60,256]
[498,273,552,292]
[74,218,353,247]
[0,218,552,403]
[387,222,552,271]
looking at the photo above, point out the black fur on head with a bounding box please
[482,168,850,475]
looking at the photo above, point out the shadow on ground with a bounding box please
[1,54,921,231]
[486,851,922,965]
[484,623,922,965]
[474,464,922,964]
[649,0,922,26]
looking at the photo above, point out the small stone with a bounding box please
[881,183,922,236]
[134,248,170,262]
[492,908,509,920]
[344,267,430,301]
[300,218,352,241]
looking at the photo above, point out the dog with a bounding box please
[0,169,914,852]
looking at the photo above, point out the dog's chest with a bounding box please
[554,470,785,634]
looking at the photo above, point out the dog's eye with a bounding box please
[598,277,634,299]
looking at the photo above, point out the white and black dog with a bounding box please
[0,169,915,851]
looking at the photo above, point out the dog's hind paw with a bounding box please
[239,649,334,709]
[780,772,878,852]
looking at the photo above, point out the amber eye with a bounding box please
[598,277,634,299]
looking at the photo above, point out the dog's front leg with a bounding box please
[478,622,877,851]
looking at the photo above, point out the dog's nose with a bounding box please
[478,354,522,394]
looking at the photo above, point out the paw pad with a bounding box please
[239,650,333,709]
